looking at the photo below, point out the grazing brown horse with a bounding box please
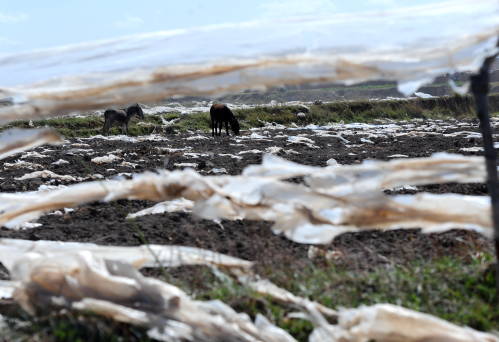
[210,103,240,137]
[102,103,144,135]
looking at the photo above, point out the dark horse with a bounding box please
[102,103,144,135]
[210,103,240,137]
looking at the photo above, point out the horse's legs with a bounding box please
[103,118,111,135]
[225,121,230,136]
[217,121,222,136]
[211,119,216,137]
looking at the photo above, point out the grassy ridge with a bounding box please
[3,94,498,137]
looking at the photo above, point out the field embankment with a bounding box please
[3,94,499,137]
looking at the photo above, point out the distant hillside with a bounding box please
[165,64,499,106]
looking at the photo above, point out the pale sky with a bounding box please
[0,0,441,55]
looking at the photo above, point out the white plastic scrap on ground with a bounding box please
[287,136,319,149]
[4,160,44,170]
[14,170,77,182]
[84,134,169,143]
[174,162,198,169]
[19,151,47,159]
[208,168,227,175]
[119,161,138,168]
[91,154,121,164]
[127,198,194,219]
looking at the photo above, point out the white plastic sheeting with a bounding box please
[309,304,499,342]
[0,280,15,299]
[0,238,252,272]
[0,239,497,341]
[127,198,194,219]
[245,153,486,195]
[6,250,292,342]
[0,0,497,123]
[14,170,77,181]
[0,153,492,243]
[0,128,62,160]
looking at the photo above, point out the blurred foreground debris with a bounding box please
[0,153,492,243]
[308,304,498,342]
[0,128,62,160]
[0,239,496,341]
[4,250,293,342]
[0,1,497,123]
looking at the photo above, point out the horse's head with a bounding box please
[128,103,144,119]
[230,118,240,135]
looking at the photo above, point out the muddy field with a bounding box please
[0,118,495,280]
